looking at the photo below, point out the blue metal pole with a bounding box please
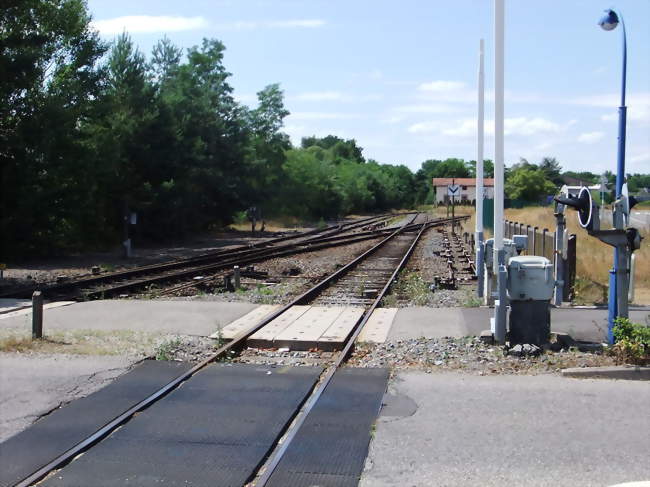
[609,11,627,345]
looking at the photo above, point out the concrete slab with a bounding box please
[0,353,134,442]
[357,308,398,343]
[388,307,650,343]
[361,371,650,487]
[248,305,311,348]
[0,300,260,336]
[318,307,364,351]
[210,304,281,340]
[275,306,345,350]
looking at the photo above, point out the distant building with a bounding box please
[432,178,495,204]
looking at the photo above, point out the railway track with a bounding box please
[0,213,408,300]
[10,212,468,487]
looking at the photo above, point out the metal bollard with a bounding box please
[32,291,43,339]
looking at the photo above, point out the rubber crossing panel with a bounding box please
[266,367,389,487]
[42,363,322,487]
[0,360,191,487]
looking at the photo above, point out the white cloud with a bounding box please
[91,16,208,34]
[574,92,650,123]
[289,112,360,120]
[411,116,562,137]
[577,131,605,144]
[505,117,561,136]
[292,91,343,102]
[395,103,459,114]
[408,121,443,133]
[418,80,466,92]
[217,19,325,30]
[630,152,650,163]
[289,92,382,103]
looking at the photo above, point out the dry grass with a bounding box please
[228,220,311,233]
[505,207,650,301]
[0,328,163,356]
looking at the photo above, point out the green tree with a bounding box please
[301,135,365,163]
[1,0,106,255]
[505,167,556,202]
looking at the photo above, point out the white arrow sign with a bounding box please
[447,184,460,197]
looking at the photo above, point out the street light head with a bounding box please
[598,9,619,31]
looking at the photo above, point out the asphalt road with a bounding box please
[362,371,650,487]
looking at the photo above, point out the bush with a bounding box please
[610,317,650,365]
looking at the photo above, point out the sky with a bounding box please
[86,0,650,174]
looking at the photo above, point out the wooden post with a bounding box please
[32,291,43,339]
[233,265,241,290]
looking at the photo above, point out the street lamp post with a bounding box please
[598,8,628,343]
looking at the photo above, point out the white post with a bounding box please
[475,38,485,298]
[476,39,485,237]
[492,0,507,343]
[494,0,505,263]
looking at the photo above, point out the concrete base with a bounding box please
[562,365,650,380]
[361,371,650,486]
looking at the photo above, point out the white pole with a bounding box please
[493,0,507,343]
[476,39,485,236]
[494,0,505,267]
[475,38,485,298]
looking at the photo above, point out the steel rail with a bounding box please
[154,216,466,297]
[63,216,466,299]
[13,213,421,487]
[0,213,406,300]
[254,216,429,486]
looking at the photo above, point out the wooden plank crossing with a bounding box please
[274,306,347,350]
[210,304,281,340]
[245,305,365,351]
[247,305,310,348]
[238,305,397,350]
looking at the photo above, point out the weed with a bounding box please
[393,271,430,306]
[155,337,182,361]
[610,317,650,365]
[461,290,481,308]
[213,325,226,348]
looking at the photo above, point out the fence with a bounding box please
[504,220,577,301]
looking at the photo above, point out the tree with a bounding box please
[505,167,556,202]
[538,157,563,185]
[1,0,106,255]
[245,83,291,207]
[301,135,365,163]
